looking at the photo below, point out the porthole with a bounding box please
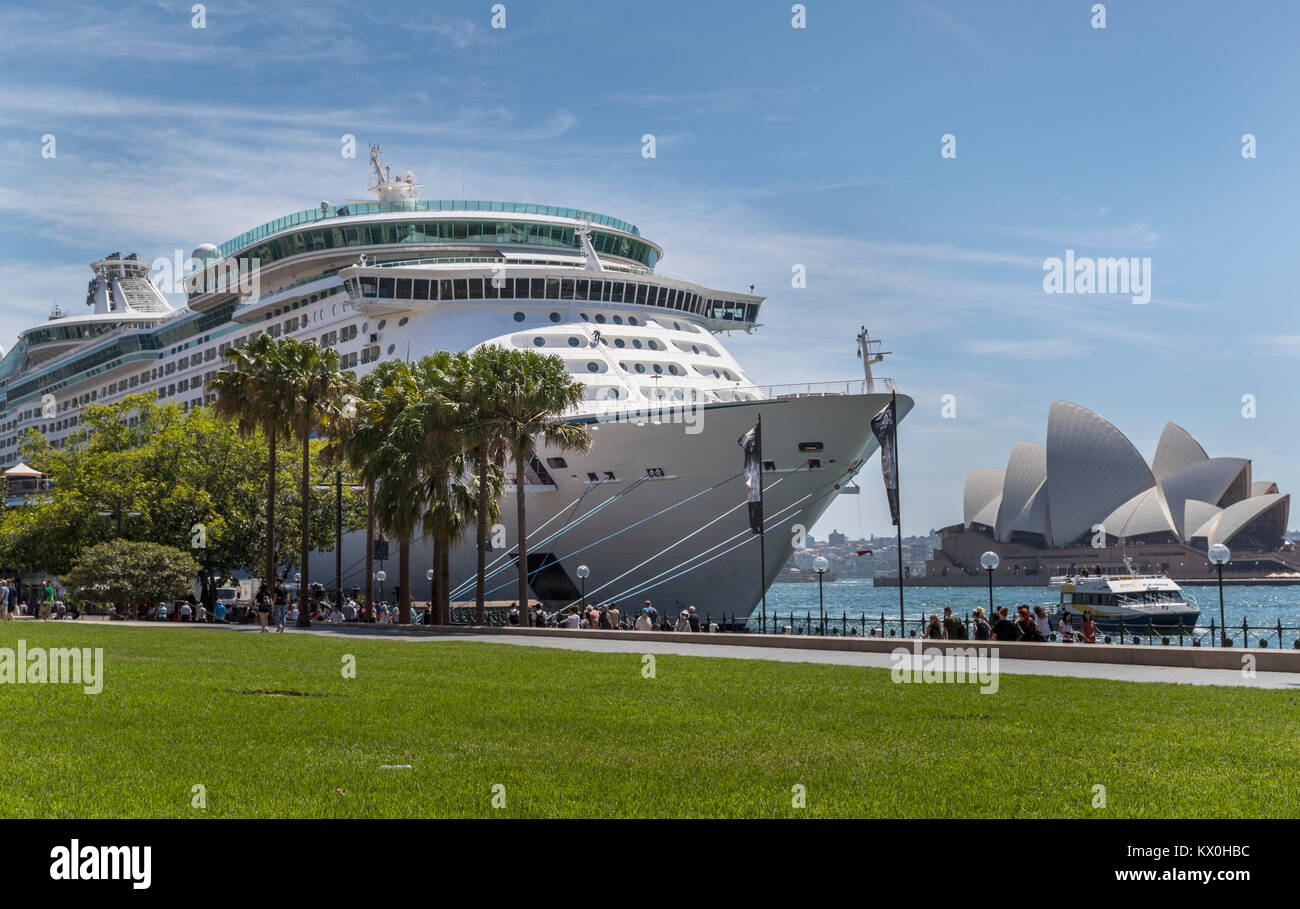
[533,337,546,346]
[386,344,396,356]
[398,317,409,327]
[549,312,561,322]
[362,322,369,334]
[615,338,626,348]
[692,345,700,354]
[568,337,580,347]
[672,389,684,400]
[668,364,680,375]
[635,363,646,374]
[628,316,638,325]
[713,369,720,378]
[632,339,642,349]
[606,388,620,399]
[647,340,658,350]
[595,314,606,323]
[673,321,681,331]
[653,364,663,374]
[586,362,600,373]
[580,313,590,321]
[612,315,623,325]
[377,320,387,330]
[514,312,526,322]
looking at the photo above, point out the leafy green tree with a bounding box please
[460,346,513,624]
[63,539,199,610]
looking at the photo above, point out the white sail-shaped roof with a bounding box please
[971,493,1002,529]
[1100,486,1176,539]
[1182,499,1222,542]
[1195,493,1289,547]
[1252,481,1279,496]
[1010,481,1051,539]
[1159,457,1250,537]
[995,442,1047,542]
[1046,401,1158,546]
[963,468,1005,527]
[1151,421,1209,483]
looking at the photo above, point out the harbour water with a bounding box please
[756,579,1300,634]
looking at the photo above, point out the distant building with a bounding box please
[827,528,847,545]
[928,401,1295,579]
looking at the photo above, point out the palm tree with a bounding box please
[279,337,351,626]
[499,350,590,625]
[459,346,513,625]
[207,332,290,598]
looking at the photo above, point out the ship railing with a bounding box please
[735,379,897,400]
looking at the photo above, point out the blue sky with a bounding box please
[1,0,1297,537]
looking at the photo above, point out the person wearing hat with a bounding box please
[644,599,658,630]
[674,610,691,632]
[634,607,653,631]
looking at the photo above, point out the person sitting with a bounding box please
[674,610,691,631]
[1058,612,1076,642]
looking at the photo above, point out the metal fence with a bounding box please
[755,610,1300,649]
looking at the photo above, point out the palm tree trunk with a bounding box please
[398,534,411,624]
[365,480,375,611]
[516,452,530,625]
[298,432,311,626]
[438,538,451,625]
[266,428,277,595]
[475,449,488,625]
[430,535,441,625]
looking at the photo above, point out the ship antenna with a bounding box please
[857,326,890,394]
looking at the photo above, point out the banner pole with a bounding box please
[758,413,767,634]
[893,392,904,633]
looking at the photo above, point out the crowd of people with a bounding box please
[0,579,77,621]
[509,599,712,631]
[926,604,1098,643]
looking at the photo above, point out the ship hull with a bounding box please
[333,391,911,624]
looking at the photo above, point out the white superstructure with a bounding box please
[0,151,911,620]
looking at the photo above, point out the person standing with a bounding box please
[687,605,700,632]
[608,601,621,629]
[598,605,613,629]
[942,606,964,640]
[0,580,9,622]
[634,608,653,631]
[674,610,691,631]
[272,593,287,633]
[644,600,658,629]
[1080,610,1097,644]
[257,584,272,633]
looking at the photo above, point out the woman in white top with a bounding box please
[1058,612,1075,642]
[1033,606,1052,639]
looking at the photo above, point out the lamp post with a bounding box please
[813,556,829,635]
[1208,543,1230,646]
[375,569,387,606]
[980,551,1000,617]
[426,568,435,625]
[314,470,365,609]
[576,564,590,612]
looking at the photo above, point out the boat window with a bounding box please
[440,279,454,300]
[468,279,484,299]
[514,312,526,322]
[454,279,469,300]
[499,278,514,299]
[378,278,396,298]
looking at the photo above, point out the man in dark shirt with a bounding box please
[991,607,1020,641]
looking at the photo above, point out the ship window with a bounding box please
[484,277,499,299]
[514,312,525,322]
[577,280,589,299]
[499,278,514,299]
[606,388,620,399]
[587,471,599,481]
[439,279,453,299]
[568,337,580,347]
[533,337,545,346]
[359,276,378,297]
[549,312,561,322]
[636,284,648,305]
[378,278,396,298]
[668,364,680,375]
[579,312,589,321]
[603,471,616,481]
[798,442,824,452]
[652,364,663,374]
[615,338,625,348]
[398,317,409,327]
[561,279,575,299]
[530,278,545,298]
[468,279,483,299]
[546,457,567,469]
[586,362,600,372]
[628,316,638,326]
[453,279,468,300]
[387,344,395,356]
[594,314,606,324]
[396,279,412,299]
[612,315,624,325]
[635,363,646,373]
[632,339,642,349]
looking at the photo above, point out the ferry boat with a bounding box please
[1049,560,1201,632]
[0,147,911,621]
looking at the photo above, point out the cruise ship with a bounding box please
[0,148,912,622]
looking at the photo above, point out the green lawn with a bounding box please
[0,622,1296,818]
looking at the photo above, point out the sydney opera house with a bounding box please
[924,401,1296,583]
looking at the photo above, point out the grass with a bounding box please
[0,622,1297,818]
